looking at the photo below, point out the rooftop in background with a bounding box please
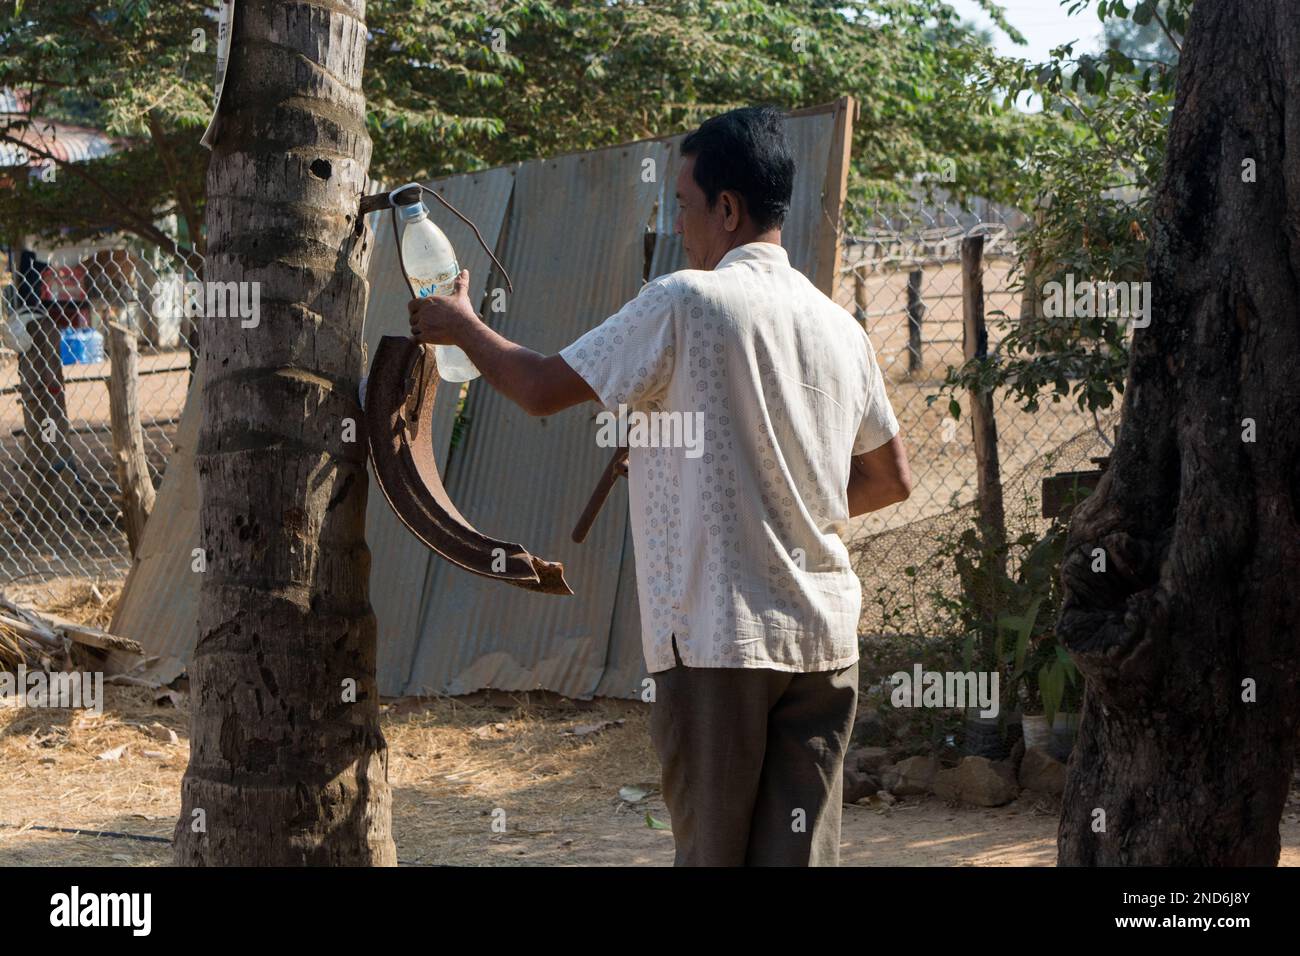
[0,89,30,114]
[0,88,121,168]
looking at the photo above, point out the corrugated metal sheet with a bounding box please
[108,355,205,676]
[0,88,28,114]
[593,105,841,697]
[107,173,515,681]
[782,109,839,280]
[362,167,517,692]
[396,140,668,697]
[591,519,645,697]
[112,100,846,701]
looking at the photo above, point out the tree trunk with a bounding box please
[174,0,394,865]
[1056,0,1300,865]
[17,307,78,526]
[107,322,156,556]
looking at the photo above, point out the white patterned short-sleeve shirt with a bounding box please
[559,241,899,673]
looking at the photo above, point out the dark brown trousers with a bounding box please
[649,636,858,866]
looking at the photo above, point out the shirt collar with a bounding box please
[716,241,789,270]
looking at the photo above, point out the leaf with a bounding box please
[644,812,671,831]
[1039,662,1065,726]
[1013,597,1044,670]
[1086,65,1107,96]
[1106,48,1135,74]
[117,0,150,23]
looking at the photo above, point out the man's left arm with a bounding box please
[846,323,908,517]
[848,435,911,517]
[407,270,598,416]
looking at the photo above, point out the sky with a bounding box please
[948,0,1107,62]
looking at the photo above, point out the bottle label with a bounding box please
[409,268,459,299]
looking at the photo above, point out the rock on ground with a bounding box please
[884,755,939,796]
[1018,747,1067,796]
[934,756,1019,807]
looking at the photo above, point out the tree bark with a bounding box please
[174,0,395,865]
[106,321,155,555]
[17,306,78,526]
[1056,0,1300,865]
[961,236,1005,556]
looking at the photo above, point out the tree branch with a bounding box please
[1149,5,1184,55]
[0,130,187,255]
[1053,90,1157,190]
[146,109,205,256]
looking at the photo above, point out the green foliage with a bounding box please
[1,0,1039,253]
[937,0,1190,419]
[0,0,213,251]
[931,514,1082,721]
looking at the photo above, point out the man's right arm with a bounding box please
[847,434,911,517]
[453,312,599,416]
[457,271,675,418]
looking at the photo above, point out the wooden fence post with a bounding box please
[906,268,925,375]
[107,321,156,555]
[962,236,1006,550]
[853,268,868,326]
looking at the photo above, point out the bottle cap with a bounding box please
[398,201,429,223]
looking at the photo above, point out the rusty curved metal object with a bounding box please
[365,334,572,595]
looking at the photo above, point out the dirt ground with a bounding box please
[2,685,1298,867]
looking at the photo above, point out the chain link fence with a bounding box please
[2,198,1123,635]
[836,197,1122,639]
[0,240,200,606]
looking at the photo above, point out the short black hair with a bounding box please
[680,105,794,232]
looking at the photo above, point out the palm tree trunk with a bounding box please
[174,0,394,865]
[1056,0,1300,865]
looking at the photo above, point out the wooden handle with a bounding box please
[571,447,629,543]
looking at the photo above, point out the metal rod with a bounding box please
[361,184,514,293]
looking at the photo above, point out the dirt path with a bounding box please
[2,688,1297,866]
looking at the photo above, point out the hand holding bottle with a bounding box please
[398,194,482,382]
[408,270,479,353]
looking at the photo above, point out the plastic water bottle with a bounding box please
[398,197,481,382]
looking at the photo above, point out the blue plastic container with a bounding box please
[60,327,105,365]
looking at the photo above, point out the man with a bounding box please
[408,105,911,866]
